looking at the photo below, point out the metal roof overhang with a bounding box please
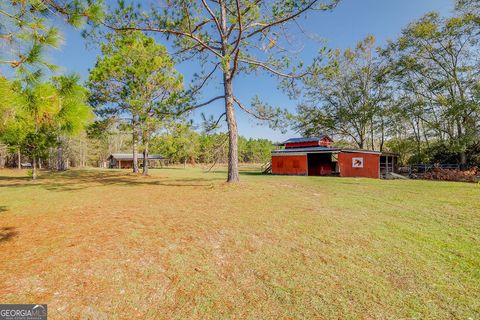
[339,149,383,155]
[271,147,341,156]
[110,154,165,160]
[271,147,382,156]
[276,135,333,146]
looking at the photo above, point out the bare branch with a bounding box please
[213,112,226,127]
[233,96,270,120]
[191,19,211,33]
[238,57,309,78]
[205,112,226,132]
[206,135,229,172]
[201,0,223,36]
[240,0,325,41]
[190,63,220,96]
[191,95,225,110]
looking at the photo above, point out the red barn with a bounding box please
[271,136,397,179]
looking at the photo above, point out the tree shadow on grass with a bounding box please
[240,171,265,176]
[0,175,31,181]
[0,227,17,244]
[0,169,225,192]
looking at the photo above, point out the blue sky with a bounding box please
[49,0,454,142]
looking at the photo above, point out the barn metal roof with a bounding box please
[109,153,165,160]
[340,149,382,155]
[271,147,382,155]
[272,146,341,155]
[279,135,332,145]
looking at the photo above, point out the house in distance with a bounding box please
[271,136,397,179]
[108,153,165,169]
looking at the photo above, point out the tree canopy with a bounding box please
[88,31,184,175]
[0,74,93,178]
[99,0,339,182]
[295,36,391,150]
[383,9,480,164]
[292,5,480,166]
[0,0,102,80]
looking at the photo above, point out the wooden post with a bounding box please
[306,154,309,176]
[378,156,381,179]
[118,160,121,169]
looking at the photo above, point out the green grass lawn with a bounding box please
[0,167,479,319]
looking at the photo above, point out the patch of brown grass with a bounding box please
[0,168,479,319]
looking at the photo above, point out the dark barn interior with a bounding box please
[307,153,337,176]
[380,154,398,177]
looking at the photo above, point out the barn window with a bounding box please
[293,160,300,168]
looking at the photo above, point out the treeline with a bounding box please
[86,122,274,166]
[151,124,275,165]
[0,123,275,170]
[293,1,480,166]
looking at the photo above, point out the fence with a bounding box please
[409,163,462,174]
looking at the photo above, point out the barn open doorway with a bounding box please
[380,153,398,177]
[307,153,336,176]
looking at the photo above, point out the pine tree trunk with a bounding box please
[142,142,149,176]
[132,121,139,173]
[220,0,239,183]
[224,75,240,183]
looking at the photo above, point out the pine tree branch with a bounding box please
[240,0,338,41]
[233,96,270,120]
[104,24,223,59]
[238,57,309,78]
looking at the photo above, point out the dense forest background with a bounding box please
[0,124,276,168]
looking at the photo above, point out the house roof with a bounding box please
[109,153,165,160]
[278,135,332,145]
